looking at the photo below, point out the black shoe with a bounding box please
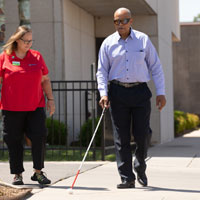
[136,171,148,186]
[12,174,24,185]
[133,158,148,186]
[117,180,135,189]
[31,171,51,184]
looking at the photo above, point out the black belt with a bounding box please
[111,80,143,88]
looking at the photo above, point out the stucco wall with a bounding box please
[146,0,180,40]
[145,0,180,143]
[173,24,200,114]
[156,0,179,143]
[63,0,95,80]
[5,0,64,80]
[62,0,96,142]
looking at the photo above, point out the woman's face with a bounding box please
[16,32,33,53]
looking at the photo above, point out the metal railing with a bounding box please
[0,80,107,161]
[46,80,105,160]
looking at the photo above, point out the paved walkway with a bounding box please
[1,130,200,200]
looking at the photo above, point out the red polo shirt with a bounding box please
[0,49,49,111]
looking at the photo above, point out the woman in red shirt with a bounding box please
[0,25,55,185]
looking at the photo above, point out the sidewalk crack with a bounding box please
[186,154,197,167]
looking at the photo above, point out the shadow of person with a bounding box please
[139,186,200,194]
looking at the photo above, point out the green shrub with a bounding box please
[79,117,102,147]
[186,113,200,129]
[46,118,68,145]
[174,110,200,136]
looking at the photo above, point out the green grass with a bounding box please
[0,149,116,162]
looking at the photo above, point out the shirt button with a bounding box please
[127,69,128,71]
[127,78,129,80]
[126,60,128,62]
[126,50,128,52]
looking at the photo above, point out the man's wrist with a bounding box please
[100,91,107,97]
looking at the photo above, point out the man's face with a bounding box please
[114,10,132,36]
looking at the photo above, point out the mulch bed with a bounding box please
[0,183,32,200]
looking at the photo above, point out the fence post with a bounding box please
[91,63,96,160]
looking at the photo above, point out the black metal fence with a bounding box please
[47,80,104,160]
[0,80,109,161]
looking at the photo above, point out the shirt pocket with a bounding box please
[132,52,145,65]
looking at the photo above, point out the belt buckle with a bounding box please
[124,83,130,88]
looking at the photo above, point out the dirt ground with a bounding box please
[0,184,32,200]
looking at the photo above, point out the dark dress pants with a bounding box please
[3,108,47,174]
[109,82,152,182]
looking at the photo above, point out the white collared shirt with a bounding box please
[96,28,165,97]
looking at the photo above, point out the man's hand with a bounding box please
[156,95,166,111]
[99,95,109,109]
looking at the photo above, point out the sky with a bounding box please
[179,0,200,22]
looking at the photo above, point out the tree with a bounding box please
[193,14,200,22]
[0,0,31,52]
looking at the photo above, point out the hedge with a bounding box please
[46,118,68,145]
[78,117,102,147]
[174,110,200,136]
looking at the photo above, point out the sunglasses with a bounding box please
[113,18,131,25]
[20,38,34,45]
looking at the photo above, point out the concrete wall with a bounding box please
[5,0,64,80]
[5,0,96,81]
[63,0,95,80]
[145,0,180,143]
[155,0,178,143]
[146,0,180,41]
[62,0,96,142]
[173,23,200,114]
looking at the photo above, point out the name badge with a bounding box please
[12,61,20,66]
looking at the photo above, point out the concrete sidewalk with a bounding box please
[1,129,200,200]
[0,161,105,190]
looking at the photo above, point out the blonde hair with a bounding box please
[3,25,32,55]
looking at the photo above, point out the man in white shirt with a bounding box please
[96,7,166,189]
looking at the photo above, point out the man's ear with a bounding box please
[130,18,133,24]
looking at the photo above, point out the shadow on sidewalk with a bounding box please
[139,186,200,193]
[21,184,49,189]
[48,185,109,191]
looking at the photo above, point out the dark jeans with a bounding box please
[2,108,47,174]
[109,82,152,182]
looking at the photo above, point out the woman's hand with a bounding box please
[41,75,55,116]
[47,99,55,116]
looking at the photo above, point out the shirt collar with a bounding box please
[129,28,134,39]
[115,28,134,41]
[11,49,30,60]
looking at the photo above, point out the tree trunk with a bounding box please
[18,0,31,27]
[0,0,5,52]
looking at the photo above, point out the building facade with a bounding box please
[4,0,180,144]
[173,23,200,115]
